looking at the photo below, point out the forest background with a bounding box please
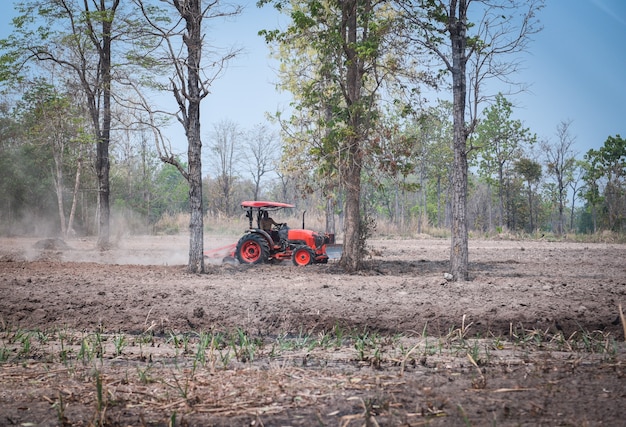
[0,0,624,247]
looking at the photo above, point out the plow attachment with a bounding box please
[325,244,343,260]
[203,243,236,263]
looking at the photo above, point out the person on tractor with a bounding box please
[261,210,288,248]
[260,211,279,232]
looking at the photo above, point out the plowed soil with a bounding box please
[1,235,625,426]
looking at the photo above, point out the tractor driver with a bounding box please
[261,211,286,245]
[260,211,279,232]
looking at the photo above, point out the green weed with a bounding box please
[113,333,127,356]
[0,346,9,362]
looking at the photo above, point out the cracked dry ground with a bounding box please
[1,236,625,426]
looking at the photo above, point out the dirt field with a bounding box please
[1,235,625,426]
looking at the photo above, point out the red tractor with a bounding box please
[232,201,336,266]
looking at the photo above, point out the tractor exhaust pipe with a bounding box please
[302,210,306,229]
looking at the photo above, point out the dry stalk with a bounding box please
[143,307,155,334]
[399,341,422,376]
[619,304,626,341]
[342,397,380,427]
[466,353,486,389]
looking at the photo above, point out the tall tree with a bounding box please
[176,0,205,273]
[514,157,542,232]
[541,120,577,235]
[0,0,125,248]
[398,0,543,280]
[584,135,626,231]
[261,0,397,271]
[19,80,90,237]
[474,93,535,230]
[136,0,241,272]
[567,159,586,231]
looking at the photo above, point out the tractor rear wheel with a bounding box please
[236,234,270,265]
[292,245,315,266]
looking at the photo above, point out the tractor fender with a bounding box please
[245,229,276,247]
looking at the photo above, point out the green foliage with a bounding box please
[584,135,626,231]
[363,100,453,231]
[514,158,542,231]
[152,162,190,216]
[471,93,536,229]
[515,158,542,184]
[0,105,53,231]
[472,94,536,181]
[0,79,99,235]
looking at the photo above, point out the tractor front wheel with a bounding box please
[292,246,315,266]
[236,234,270,265]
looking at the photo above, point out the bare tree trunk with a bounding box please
[67,155,82,238]
[394,180,399,226]
[339,0,362,272]
[96,5,116,249]
[400,186,406,232]
[188,137,204,273]
[254,180,260,201]
[569,190,576,231]
[557,190,564,234]
[325,195,336,235]
[487,182,493,231]
[52,147,67,236]
[96,133,110,247]
[498,164,505,228]
[177,0,205,273]
[449,0,470,281]
[437,176,442,228]
[450,130,469,280]
[323,103,336,236]
[527,183,534,232]
[342,139,362,271]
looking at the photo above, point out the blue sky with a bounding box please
[1,0,624,158]
[512,0,626,155]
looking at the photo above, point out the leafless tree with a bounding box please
[567,160,586,231]
[542,120,577,235]
[135,0,242,272]
[243,123,279,201]
[208,119,241,214]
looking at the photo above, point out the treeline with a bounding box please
[339,98,625,237]
[1,80,623,237]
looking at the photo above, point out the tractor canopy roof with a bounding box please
[240,201,295,211]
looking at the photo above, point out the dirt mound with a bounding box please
[33,238,71,250]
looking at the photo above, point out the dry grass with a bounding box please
[154,213,248,236]
[1,320,624,425]
[151,211,626,245]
